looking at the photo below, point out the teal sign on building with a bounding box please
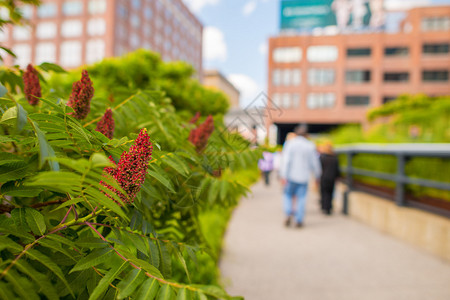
[281,0,336,30]
[280,0,373,31]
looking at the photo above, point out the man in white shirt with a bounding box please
[280,125,321,227]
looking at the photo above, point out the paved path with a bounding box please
[220,180,450,300]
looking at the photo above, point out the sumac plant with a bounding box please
[0,60,259,299]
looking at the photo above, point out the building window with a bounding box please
[292,69,301,86]
[13,26,31,41]
[292,94,300,108]
[307,93,335,109]
[347,47,371,57]
[422,70,449,82]
[130,33,140,49]
[13,44,30,67]
[421,17,450,31]
[132,0,141,10]
[86,39,105,63]
[0,28,8,42]
[88,18,105,36]
[272,69,281,86]
[272,93,281,107]
[143,25,151,37]
[308,69,335,86]
[383,96,397,104]
[423,43,449,55]
[117,4,128,18]
[63,1,83,16]
[131,15,140,28]
[20,5,33,19]
[307,46,338,62]
[36,22,57,39]
[61,20,83,38]
[35,43,56,64]
[144,6,153,19]
[60,41,81,67]
[384,72,409,82]
[282,69,291,86]
[346,70,371,83]
[38,2,57,18]
[273,47,302,63]
[282,93,291,108]
[89,0,106,15]
[345,96,370,106]
[385,47,409,56]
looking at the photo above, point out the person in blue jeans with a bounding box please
[280,125,321,227]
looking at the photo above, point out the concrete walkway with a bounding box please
[220,180,450,300]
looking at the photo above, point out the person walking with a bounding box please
[258,151,274,186]
[319,142,341,215]
[280,125,321,227]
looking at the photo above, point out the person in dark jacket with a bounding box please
[319,142,341,215]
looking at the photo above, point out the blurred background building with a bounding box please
[268,0,450,144]
[0,0,202,76]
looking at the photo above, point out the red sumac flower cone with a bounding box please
[95,108,115,139]
[67,70,94,119]
[23,64,42,106]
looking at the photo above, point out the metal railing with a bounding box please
[335,144,450,217]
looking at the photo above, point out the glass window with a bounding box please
[144,6,153,19]
[20,5,33,19]
[282,69,291,86]
[346,70,371,83]
[35,43,56,64]
[130,33,140,49]
[422,70,449,82]
[89,0,106,15]
[36,22,57,39]
[61,20,83,38]
[143,25,151,37]
[292,94,300,108]
[421,17,450,31]
[60,41,81,67]
[63,1,83,16]
[345,96,370,106]
[384,72,409,82]
[13,26,31,41]
[308,69,335,85]
[272,69,281,86]
[307,93,336,109]
[131,15,140,28]
[292,69,301,86]
[272,93,281,107]
[132,0,141,10]
[38,2,57,18]
[273,47,302,63]
[384,47,409,56]
[13,44,31,67]
[88,18,105,36]
[0,28,8,42]
[282,93,291,108]
[86,39,105,63]
[347,48,371,57]
[307,46,338,62]
[422,43,449,54]
[117,4,128,18]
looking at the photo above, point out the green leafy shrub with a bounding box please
[0,57,258,299]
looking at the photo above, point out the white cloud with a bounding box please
[258,42,268,56]
[227,74,261,106]
[242,0,257,16]
[203,26,227,62]
[182,0,220,13]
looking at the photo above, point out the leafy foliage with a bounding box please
[330,94,450,202]
[0,56,258,298]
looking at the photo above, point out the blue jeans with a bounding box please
[283,181,308,223]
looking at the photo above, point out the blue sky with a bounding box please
[182,0,450,107]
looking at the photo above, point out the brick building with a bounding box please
[0,0,202,76]
[267,5,450,143]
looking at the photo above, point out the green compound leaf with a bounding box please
[24,207,46,236]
